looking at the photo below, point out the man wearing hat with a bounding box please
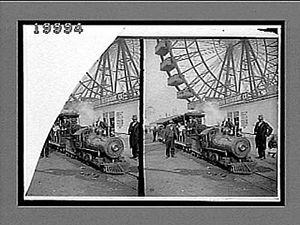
[163,120,178,158]
[254,114,273,159]
[128,115,140,159]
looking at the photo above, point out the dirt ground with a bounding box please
[26,137,139,197]
[144,132,278,197]
[26,133,278,198]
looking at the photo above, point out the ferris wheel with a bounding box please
[68,38,140,103]
[155,38,278,103]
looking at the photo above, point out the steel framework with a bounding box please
[156,38,279,103]
[68,38,140,103]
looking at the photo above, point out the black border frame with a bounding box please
[18,20,285,207]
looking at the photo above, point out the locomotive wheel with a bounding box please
[82,152,87,161]
[86,153,93,162]
[208,152,214,162]
[210,153,219,164]
[79,152,84,160]
[82,153,90,165]
[203,151,209,159]
[83,153,89,161]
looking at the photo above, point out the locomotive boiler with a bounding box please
[65,128,129,174]
[200,127,251,159]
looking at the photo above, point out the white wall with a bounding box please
[220,96,278,155]
[220,96,278,135]
[94,100,139,135]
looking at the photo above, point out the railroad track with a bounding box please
[173,144,278,195]
[237,171,277,194]
[106,171,139,191]
[56,149,139,192]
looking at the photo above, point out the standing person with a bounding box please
[178,123,185,142]
[225,118,235,135]
[152,125,157,142]
[52,122,61,143]
[254,114,273,159]
[128,115,140,159]
[163,121,178,158]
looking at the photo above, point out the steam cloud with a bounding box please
[196,101,225,126]
[64,101,99,125]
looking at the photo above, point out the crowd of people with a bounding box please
[43,113,276,162]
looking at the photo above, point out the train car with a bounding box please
[44,111,129,174]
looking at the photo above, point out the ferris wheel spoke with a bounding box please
[78,80,105,97]
[89,56,103,98]
[244,40,259,95]
[196,78,217,98]
[179,49,225,76]
[187,74,207,90]
[106,51,115,93]
[195,41,228,98]
[184,40,224,99]
[123,39,140,77]
[114,42,122,93]
[247,40,268,88]
[120,42,134,94]
[85,72,114,94]
[100,52,108,96]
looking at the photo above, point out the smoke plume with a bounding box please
[196,101,225,126]
[64,101,98,125]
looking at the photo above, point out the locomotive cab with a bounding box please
[45,111,80,152]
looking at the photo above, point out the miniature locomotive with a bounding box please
[159,112,256,174]
[45,111,129,174]
[186,126,256,174]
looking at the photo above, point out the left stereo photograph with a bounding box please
[20,23,143,203]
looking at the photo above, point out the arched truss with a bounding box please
[68,38,140,103]
[156,38,278,102]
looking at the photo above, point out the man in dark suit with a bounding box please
[254,114,273,159]
[163,120,178,158]
[128,115,140,159]
[152,126,157,142]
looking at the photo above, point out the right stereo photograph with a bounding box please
[143,25,283,203]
